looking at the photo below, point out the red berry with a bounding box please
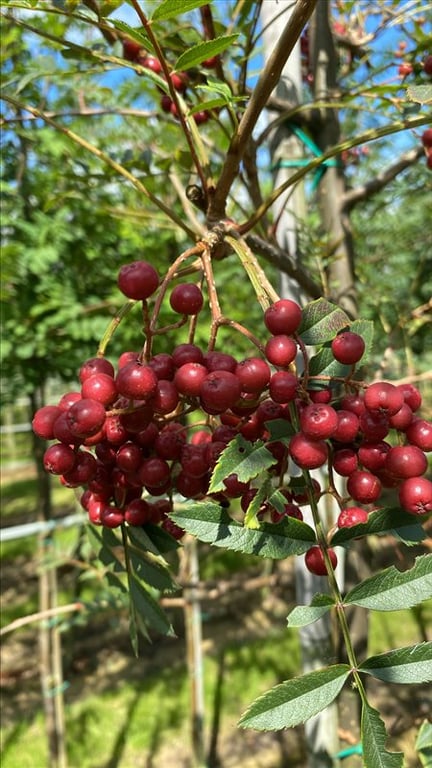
[115,361,158,400]
[66,398,106,438]
[385,444,428,479]
[149,353,175,381]
[170,71,188,93]
[124,498,152,526]
[152,379,179,415]
[81,373,118,406]
[421,128,432,148]
[141,55,162,74]
[155,422,187,460]
[337,506,368,528]
[405,418,432,452]
[119,405,153,434]
[174,362,208,397]
[300,403,338,440]
[332,410,360,443]
[170,283,204,315]
[398,476,432,515]
[62,450,97,486]
[305,546,337,576]
[204,351,237,373]
[200,371,242,414]
[116,442,143,473]
[333,448,358,476]
[193,111,210,125]
[202,55,219,68]
[172,343,204,367]
[265,335,297,367]
[289,432,328,469]
[79,357,115,383]
[235,357,271,394]
[347,470,382,504]
[43,443,76,475]
[122,38,142,62]
[308,388,332,404]
[340,392,365,417]
[358,441,391,472]
[264,299,302,336]
[397,383,422,412]
[364,381,404,416]
[58,391,82,411]
[423,55,432,76]
[269,371,298,403]
[117,260,159,301]
[180,444,209,478]
[161,94,173,113]
[359,410,389,441]
[388,403,413,431]
[139,457,171,489]
[32,405,62,440]
[331,332,365,365]
[100,505,124,528]
[398,62,413,77]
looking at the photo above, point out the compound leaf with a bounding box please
[287,593,335,628]
[209,434,277,493]
[298,298,350,345]
[361,702,403,768]
[174,35,239,72]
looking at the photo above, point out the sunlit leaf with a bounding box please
[359,642,432,684]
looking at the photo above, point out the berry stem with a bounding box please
[225,234,280,309]
[98,299,136,356]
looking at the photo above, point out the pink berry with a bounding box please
[347,470,382,504]
[289,432,328,469]
[300,403,338,440]
[115,361,158,400]
[364,381,404,416]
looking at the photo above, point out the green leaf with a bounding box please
[416,720,432,767]
[209,434,277,494]
[361,702,403,768]
[174,35,239,72]
[86,524,124,572]
[359,642,432,684]
[109,20,149,49]
[243,475,272,529]
[145,523,181,553]
[330,507,427,546]
[349,318,374,363]
[130,549,178,593]
[151,0,209,22]
[344,554,432,611]
[308,346,351,379]
[407,84,432,104]
[265,418,295,444]
[238,665,350,730]
[298,298,350,345]
[171,502,316,558]
[287,593,335,628]
[129,574,175,638]
[126,524,163,557]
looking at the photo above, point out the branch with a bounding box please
[245,233,322,300]
[209,0,317,220]
[341,145,424,211]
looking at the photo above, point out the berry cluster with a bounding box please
[33,257,432,573]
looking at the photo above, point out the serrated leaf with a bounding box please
[298,298,350,345]
[109,20,149,49]
[361,702,403,768]
[238,665,350,730]
[174,35,239,72]
[416,720,432,752]
[407,84,432,104]
[344,554,432,611]
[151,0,209,22]
[330,506,427,546]
[130,549,178,593]
[359,642,432,684]
[209,434,277,493]
[287,593,335,627]
[244,476,272,529]
[171,502,316,558]
[129,574,175,638]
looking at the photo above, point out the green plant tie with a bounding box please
[271,123,339,191]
